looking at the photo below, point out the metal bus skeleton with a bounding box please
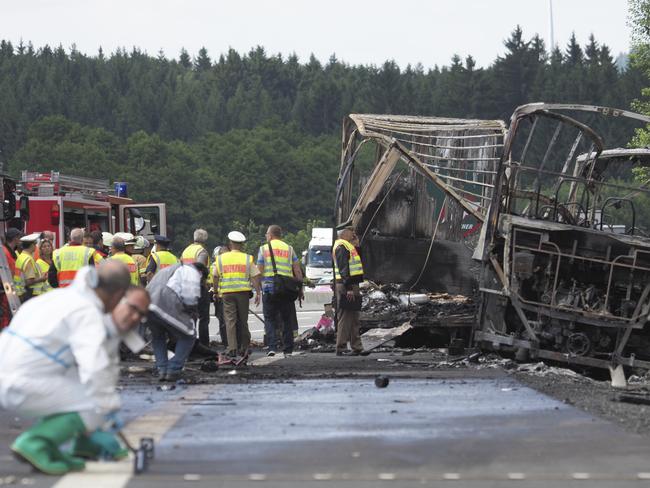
[336,104,650,374]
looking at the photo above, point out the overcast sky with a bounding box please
[0,0,631,68]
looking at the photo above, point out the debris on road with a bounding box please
[360,283,475,330]
[613,393,650,406]
[361,322,413,351]
[374,376,390,388]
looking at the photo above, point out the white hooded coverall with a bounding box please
[0,267,121,430]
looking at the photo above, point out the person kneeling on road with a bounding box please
[146,262,207,382]
[0,261,149,475]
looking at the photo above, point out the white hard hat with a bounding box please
[114,232,135,245]
[134,235,149,250]
[227,231,246,243]
[102,232,114,247]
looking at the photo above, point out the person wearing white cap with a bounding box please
[17,234,49,300]
[213,231,261,357]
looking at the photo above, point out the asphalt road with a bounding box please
[3,359,650,487]
[209,307,324,343]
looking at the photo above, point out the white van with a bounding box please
[304,227,333,282]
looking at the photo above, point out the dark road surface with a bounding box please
[3,355,650,487]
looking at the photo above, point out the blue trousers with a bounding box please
[148,314,195,372]
[262,293,294,354]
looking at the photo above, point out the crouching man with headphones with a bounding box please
[0,260,150,475]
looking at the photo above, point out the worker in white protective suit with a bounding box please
[0,260,148,475]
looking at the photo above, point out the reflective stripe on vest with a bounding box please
[36,258,53,294]
[53,245,92,288]
[111,253,140,285]
[333,239,364,280]
[13,253,27,296]
[261,240,293,278]
[181,244,205,264]
[149,250,178,274]
[216,251,252,293]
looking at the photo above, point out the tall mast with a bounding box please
[549,0,555,51]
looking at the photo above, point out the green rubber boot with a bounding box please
[72,431,129,461]
[58,452,86,471]
[11,412,86,475]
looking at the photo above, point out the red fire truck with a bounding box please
[18,171,166,247]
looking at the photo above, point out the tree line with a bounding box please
[0,26,646,251]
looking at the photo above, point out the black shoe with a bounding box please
[165,370,182,382]
[338,350,364,357]
[156,369,167,381]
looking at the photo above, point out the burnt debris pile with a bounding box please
[360,282,476,331]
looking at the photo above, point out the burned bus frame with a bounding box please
[336,114,505,293]
[475,103,650,372]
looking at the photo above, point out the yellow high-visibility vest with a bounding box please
[148,250,178,274]
[216,250,253,294]
[16,252,46,296]
[36,258,53,294]
[111,252,139,285]
[90,249,103,265]
[13,253,28,297]
[182,243,211,285]
[53,245,92,288]
[260,240,293,278]
[133,254,147,279]
[333,239,363,280]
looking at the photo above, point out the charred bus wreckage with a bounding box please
[336,104,650,374]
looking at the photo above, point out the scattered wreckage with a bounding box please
[336,103,650,376]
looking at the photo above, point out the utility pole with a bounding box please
[549,0,555,51]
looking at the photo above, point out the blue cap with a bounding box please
[154,234,171,244]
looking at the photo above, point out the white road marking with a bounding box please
[443,473,460,480]
[248,473,267,481]
[313,473,333,480]
[572,472,591,479]
[183,474,201,481]
[508,473,526,480]
[378,472,396,480]
[52,385,218,488]
[639,472,650,479]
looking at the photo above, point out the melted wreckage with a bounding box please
[336,103,650,373]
